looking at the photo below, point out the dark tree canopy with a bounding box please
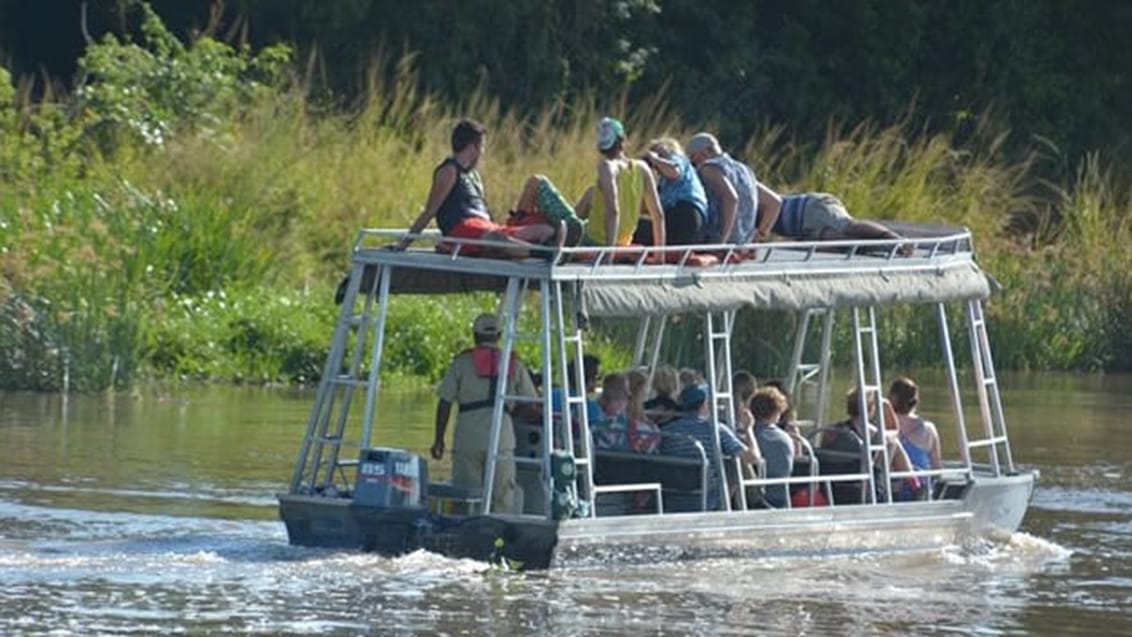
[1,0,1130,165]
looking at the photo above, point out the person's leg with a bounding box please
[802,194,911,254]
[531,176,584,247]
[665,201,704,246]
[632,217,654,245]
[513,175,542,214]
[491,457,518,514]
[451,448,485,495]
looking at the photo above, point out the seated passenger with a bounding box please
[634,137,707,246]
[889,376,942,488]
[678,367,705,390]
[592,373,631,450]
[685,132,781,245]
[761,379,804,442]
[626,367,661,453]
[749,387,795,508]
[397,118,562,257]
[732,370,758,430]
[643,364,682,426]
[660,384,758,510]
[819,387,921,502]
[574,117,666,248]
[551,354,603,430]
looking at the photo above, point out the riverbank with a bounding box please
[1,9,1129,391]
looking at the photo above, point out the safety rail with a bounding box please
[351,227,976,276]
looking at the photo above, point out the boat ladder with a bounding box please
[552,282,599,515]
[289,261,384,494]
[786,307,836,428]
[962,299,1015,475]
[851,306,891,504]
[704,310,745,511]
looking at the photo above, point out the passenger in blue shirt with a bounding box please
[660,384,758,510]
[550,354,603,432]
[633,137,708,246]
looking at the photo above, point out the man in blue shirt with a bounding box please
[660,384,758,510]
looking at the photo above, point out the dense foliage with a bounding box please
[3,0,1129,172]
[0,3,1129,393]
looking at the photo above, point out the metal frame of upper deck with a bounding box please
[350,227,990,316]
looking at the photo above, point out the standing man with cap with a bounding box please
[685,132,782,246]
[574,117,666,248]
[431,313,539,513]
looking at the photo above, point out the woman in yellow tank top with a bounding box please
[575,117,665,247]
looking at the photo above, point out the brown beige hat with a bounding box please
[472,313,500,337]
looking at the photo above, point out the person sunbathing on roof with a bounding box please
[767,192,910,250]
[574,117,666,248]
[396,118,563,258]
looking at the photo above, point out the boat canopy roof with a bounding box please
[351,224,992,318]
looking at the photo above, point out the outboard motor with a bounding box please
[351,447,429,554]
[354,447,428,508]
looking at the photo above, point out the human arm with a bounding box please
[754,182,782,241]
[723,425,759,465]
[699,164,737,243]
[431,399,453,459]
[398,163,457,250]
[597,159,620,245]
[928,421,943,470]
[643,151,680,181]
[638,161,666,246]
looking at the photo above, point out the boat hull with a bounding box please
[278,470,1036,569]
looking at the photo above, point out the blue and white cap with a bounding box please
[596,117,625,151]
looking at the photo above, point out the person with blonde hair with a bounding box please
[643,364,681,426]
[625,367,661,453]
[634,136,707,245]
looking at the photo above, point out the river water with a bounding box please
[1,373,1130,636]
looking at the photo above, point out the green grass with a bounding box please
[1,17,1130,391]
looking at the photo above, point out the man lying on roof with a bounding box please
[684,133,910,254]
[768,192,909,249]
[395,118,564,258]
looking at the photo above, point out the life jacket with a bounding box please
[460,346,517,413]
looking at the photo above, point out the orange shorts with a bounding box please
[444,216,526,254]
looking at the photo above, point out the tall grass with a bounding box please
[2,16,1130,391]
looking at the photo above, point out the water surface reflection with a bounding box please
[1,375,1130,635]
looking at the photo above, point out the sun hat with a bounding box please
[472,313,500,337]
[596,117,625,151]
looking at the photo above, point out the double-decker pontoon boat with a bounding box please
[278,227,1036,569]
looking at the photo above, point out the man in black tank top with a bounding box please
[397,118,561,258]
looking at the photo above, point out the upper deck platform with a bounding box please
[349,225,992,317]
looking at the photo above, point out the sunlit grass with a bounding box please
[2,50,1130,391]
